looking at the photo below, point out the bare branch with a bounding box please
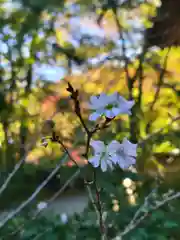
[0,144,32,198]
[93,169,107,240]
[146,48,171,133]
[113,187,180,239]
[0,154,68,230]
[32,227,52,240]
[56,135,107,240]
[3,168,81,239]
[0,155,26,197]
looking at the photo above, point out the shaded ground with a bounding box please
[0,190,88,221]
[42,191,88,216]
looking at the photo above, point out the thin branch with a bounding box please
[32,173,99,240]
[56,135,106,239]
[150,48,171,110]
[136,47,146,110]
[113,188,180,239]
[0,154,68,230]
[0,154,27,197]
[2,168,81,239]
[86,184,99,218]
[31,227,52,240]
[66,82,90,135]
[120,188,157,236]
[110,116,180,239]
[77,111,90,135]
[112,7,146,143]
[93,169,107,240]
[56,137,81,169]
[112,8,131,92]
[162,82,179,94]
[146,48,171,133]
[34,169,81,218]
[66,82,111,239]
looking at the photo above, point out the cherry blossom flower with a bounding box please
[88,140,120,172]
[111,138,137,169]
[88,138,137,172]
[88,92,135,121]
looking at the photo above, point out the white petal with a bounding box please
[89,112,101,121]
[116,106,131,115]
[126,156,136,165]
[112,107,121,116]
[88,104,97,110]
[90,140,105,153]
[89,93,117,111]
[96,108,106,115]
[118,95,135,108]
[107,140,121,152]
[89,96,106,109]
[128,100,135,108]
[99,93,109,103]
[122,138,137,157]
[90,95,98,105]
[117,156,136,169]
[88,156,100,168]
[101,93,117,107]
[116,156,127,169]
[88,96,98,109]
[110,154,120,165]
[118,107,131,115]
[117,96,135,114]
[109,92,118,102]
[114,156,125,169]
[105,110,115,118]
[101,158,108,172]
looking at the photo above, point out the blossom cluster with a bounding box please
[87,92,137,172]
[88,92,134,121]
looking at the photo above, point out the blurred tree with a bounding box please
[0,0,178,181]
[0,1,180,239]
[146,0,180,47]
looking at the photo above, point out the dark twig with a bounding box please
[112,7,139,142]
[93,169,107,240]
[136,47,146,109]
[66,82,109,239]
[67,82,90,134]
[112,8,131,90]
[146,47,171,133]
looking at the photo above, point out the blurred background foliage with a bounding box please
[0,0,180,239]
